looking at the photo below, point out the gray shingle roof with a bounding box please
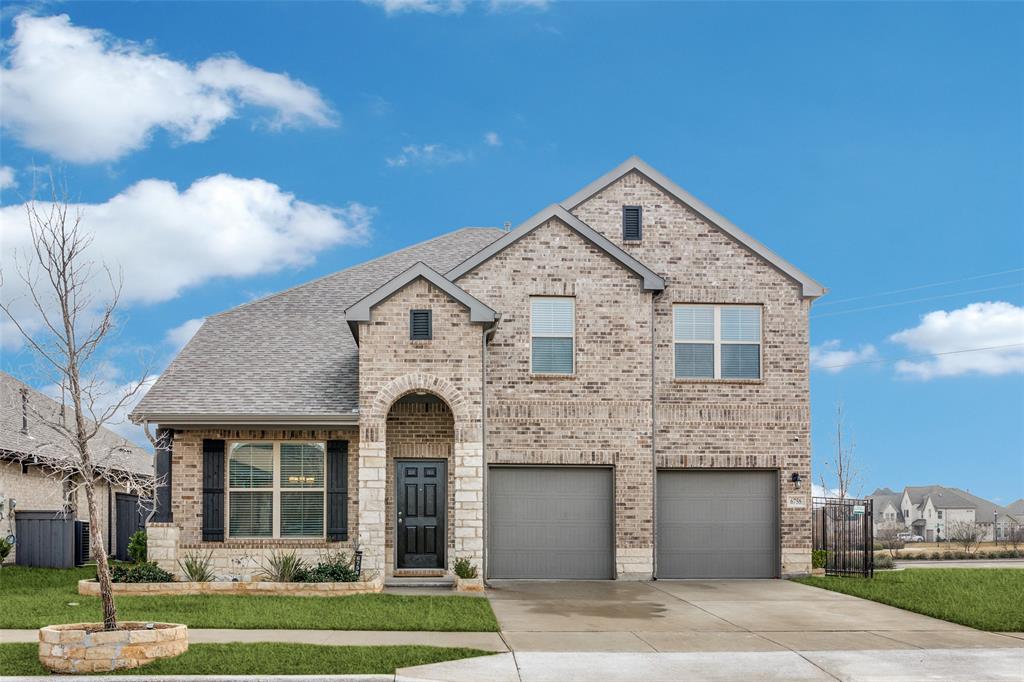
[132,227,504,422]
[0,372,152,476]
[869,493,904,523]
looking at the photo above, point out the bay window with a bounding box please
[674,304,762,380]
[227,441,325,539]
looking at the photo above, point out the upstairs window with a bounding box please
[409,309,432,340]
[531,297,574,375]
[674,304,762,380]
[622,205,642,241]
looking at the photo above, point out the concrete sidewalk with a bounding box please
[397,648,1024,681]
[893,559,1024,569]
[0,628,508,651]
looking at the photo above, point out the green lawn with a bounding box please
[0,642,489,676]
[795,568,1024,632]
[0,566,499,631]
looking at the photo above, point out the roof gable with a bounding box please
[562,156,825,298]
[345,261,498,342]
[447,205,665,291]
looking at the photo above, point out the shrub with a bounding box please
[874,554,894,569]
[178,550,216,582]
[453,557,479,579]
[127,530,147,564]
[299,552,359,583]
[258,551,306,582]
[811,549,828,569]
[111,561,173,583]
[931,551,943,560]
[0,536,12,565]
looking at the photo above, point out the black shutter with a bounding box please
[202,439,225,541]
[622,205,642,241]
[410,309,432,340]
[327,440,349,541]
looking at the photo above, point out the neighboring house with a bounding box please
[0,372,153,566]
[131,157,825,582]
[870,485,1022,542]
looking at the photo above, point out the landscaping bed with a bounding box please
[78,577,383,596]
[0,566,499,631]
[795,568,1024,631]
[0,642,489,676]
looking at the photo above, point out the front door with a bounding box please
[396,460,446,569]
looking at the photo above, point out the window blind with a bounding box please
[531,297,574,374]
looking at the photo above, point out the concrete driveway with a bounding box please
[486,579,1024,653]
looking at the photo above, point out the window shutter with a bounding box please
[622,206,642,241]
[202,439,225,541]
[326,440,349,541]
[410,309,432,340]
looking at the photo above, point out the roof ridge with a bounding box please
[211,226,503,320]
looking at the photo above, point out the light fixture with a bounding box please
[790,472,802,489]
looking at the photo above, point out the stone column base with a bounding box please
[145,523,180,576]
[616,546,654,580]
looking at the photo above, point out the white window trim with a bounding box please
[226,440,327,540]
[673,304,763,380]
[530,296,576,376]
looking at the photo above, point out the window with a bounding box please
[409,309,432,340]
[227,441,325,539]
[531,297,574,374]
[938,510,943,519]
[622,205,642,241]
[674,305,762,379]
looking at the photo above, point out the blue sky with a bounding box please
[1,2,1021,503]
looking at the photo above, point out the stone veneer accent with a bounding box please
[78,578,382,597]
[38,622,187,673]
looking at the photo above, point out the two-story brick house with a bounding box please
[131,157,824,583]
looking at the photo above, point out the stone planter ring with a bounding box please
[38,622,188,673]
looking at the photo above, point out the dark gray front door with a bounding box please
[396,460,446,569]
[487,466,614,579]
[115,494,148,561]
[657,470,779,579]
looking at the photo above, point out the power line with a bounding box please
[815,342,1024,370]
[810,283,1024,319]
[815,267,1024,307]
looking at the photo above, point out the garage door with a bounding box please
[657,470,778,579]
[488,467,613,579]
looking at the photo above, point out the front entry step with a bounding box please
[385,575,455,589]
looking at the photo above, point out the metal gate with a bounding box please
[812,497,874,577]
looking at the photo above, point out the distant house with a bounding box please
[0,372,153,566]
[869,485,1022,542]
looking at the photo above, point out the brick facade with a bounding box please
[154,164,815,580]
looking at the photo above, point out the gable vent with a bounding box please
[622,205,642,241]
[410,309,432,340]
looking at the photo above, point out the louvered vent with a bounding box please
[410,309,432,340]
[622,205,642,241]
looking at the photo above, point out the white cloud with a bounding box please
[483,131,502,147]
[386,143,468,168]
[365,0,466,14]
[889,301,1024,379]
[810,340,879,373]
[488,0,549,12]
[1,174,372,349]
[1,14,336,163]
[165,318,205,351]
[0,166,16,190]
[812,483,840,499]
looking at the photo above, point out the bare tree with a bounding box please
[875,525,906,559]
[817,402,862,499]
[1006,523,1023,552]
[947,520,986,554]
[0,179,161,630]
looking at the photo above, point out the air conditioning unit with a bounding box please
[74,521,90,566]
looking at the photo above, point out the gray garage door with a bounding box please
[488,467,613,579]
[657,470,778,579]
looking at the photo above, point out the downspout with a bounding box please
[481,316,500,583]
[650,290,659,580]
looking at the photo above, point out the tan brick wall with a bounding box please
[455,218,656,575]
[571,171,812,574]
[1,459,120,563]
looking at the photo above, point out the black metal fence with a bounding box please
[812,497,874,577]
